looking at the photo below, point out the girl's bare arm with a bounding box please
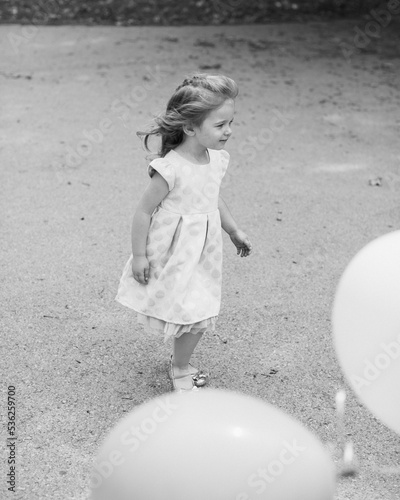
[218,196,238,235]
[218,196,252,257]
[131,173,169,283]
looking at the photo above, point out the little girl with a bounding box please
[116,74,252,391]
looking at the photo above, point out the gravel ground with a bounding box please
[1,20,400,500]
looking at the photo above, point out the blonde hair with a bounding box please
[138,74,238,157]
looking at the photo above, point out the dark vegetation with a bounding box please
[0,0,388,25]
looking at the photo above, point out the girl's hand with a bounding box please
[132,256,150,285]
[229,229,252,257]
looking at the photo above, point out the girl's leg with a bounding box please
[172,331,203,376]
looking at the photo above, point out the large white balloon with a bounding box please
[333,230,400,435]
[91,389,335,500]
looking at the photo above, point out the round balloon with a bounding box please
[332,230,400,435]
[90,389,335,500]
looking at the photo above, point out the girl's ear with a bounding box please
[183,122,195,136]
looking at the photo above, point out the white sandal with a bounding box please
[169,355,208,388]
[168,358,199,392]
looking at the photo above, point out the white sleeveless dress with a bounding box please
[115,148,229,342]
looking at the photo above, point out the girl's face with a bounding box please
[193,99,235,150]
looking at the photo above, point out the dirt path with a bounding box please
[1,20,400,500]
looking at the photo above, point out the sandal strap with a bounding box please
[169,360,198,391]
